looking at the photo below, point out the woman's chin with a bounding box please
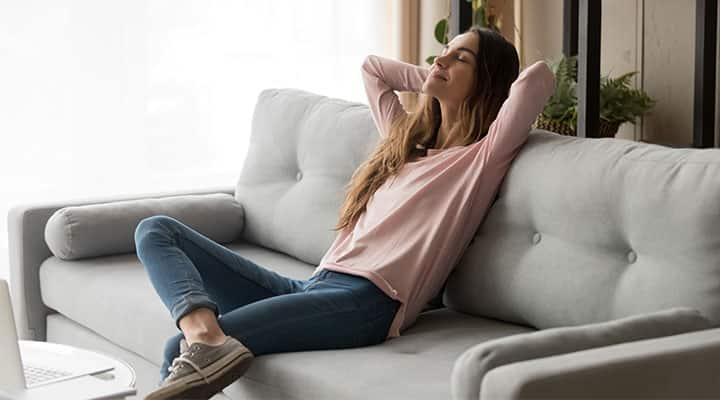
[422,85,442,99]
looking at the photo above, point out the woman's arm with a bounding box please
[484,60,555,166]
[361,55,430,138]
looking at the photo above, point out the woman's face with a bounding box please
[422,32,479,106]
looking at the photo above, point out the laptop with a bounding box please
[0,279,115,392]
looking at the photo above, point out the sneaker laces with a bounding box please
[166,347,211,385]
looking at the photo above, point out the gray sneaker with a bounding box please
[144,336,255,400]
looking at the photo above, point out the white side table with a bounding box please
[5,340,137,400]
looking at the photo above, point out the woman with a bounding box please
[137,25,554,400]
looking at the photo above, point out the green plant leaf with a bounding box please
[434,19,448,45]
[426,55,437,65]
[540,53,655,127]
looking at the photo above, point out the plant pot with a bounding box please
[533,114,621,138]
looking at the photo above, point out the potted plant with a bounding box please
[535,54,656,137]
[426,0,502,65]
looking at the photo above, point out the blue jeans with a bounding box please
[134,215,401,383]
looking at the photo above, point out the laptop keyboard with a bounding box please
[24,363,73,386]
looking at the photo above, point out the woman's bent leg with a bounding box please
[134,215,312,382]
[157,270,399,383]
[135,215,306,326]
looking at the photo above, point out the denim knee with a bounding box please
[134,215,177,255]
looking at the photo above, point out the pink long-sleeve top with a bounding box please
[313,55,555,339]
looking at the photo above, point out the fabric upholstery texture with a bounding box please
[38,241,315,365]
[451,307,712,400]
[235,88,381,266]
[39,247,532,399]
[445,132,720,329]
[44,193,244,260]
[480,327,720,399]
[224,310,531,400]
[8,186,235,342]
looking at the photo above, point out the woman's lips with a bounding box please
[430,72,448,81]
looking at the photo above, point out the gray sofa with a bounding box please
[8,88,720,399]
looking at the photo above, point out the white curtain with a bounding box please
[0,0,404,280]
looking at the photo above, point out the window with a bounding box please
[0,1,394,280]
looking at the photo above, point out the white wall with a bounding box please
[0,1,394,281]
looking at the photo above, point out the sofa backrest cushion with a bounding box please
[235,88,379,267]
[445,130,720,328]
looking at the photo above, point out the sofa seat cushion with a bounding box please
[223,309,533,400]
[39,239,535,400]
[38,240,318,365]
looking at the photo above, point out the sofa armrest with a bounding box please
[7,185,235,341]
[480,327,720,399]
[451,308,712,400]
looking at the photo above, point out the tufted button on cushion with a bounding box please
[627,250,637,264]
[234,89,381,267]
[532,232,542,244]
[445,129,720,330]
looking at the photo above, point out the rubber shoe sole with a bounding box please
[144,346,254,400]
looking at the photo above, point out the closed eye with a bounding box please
[442,44,468,62]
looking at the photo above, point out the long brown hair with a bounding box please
[332,26,520,232]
